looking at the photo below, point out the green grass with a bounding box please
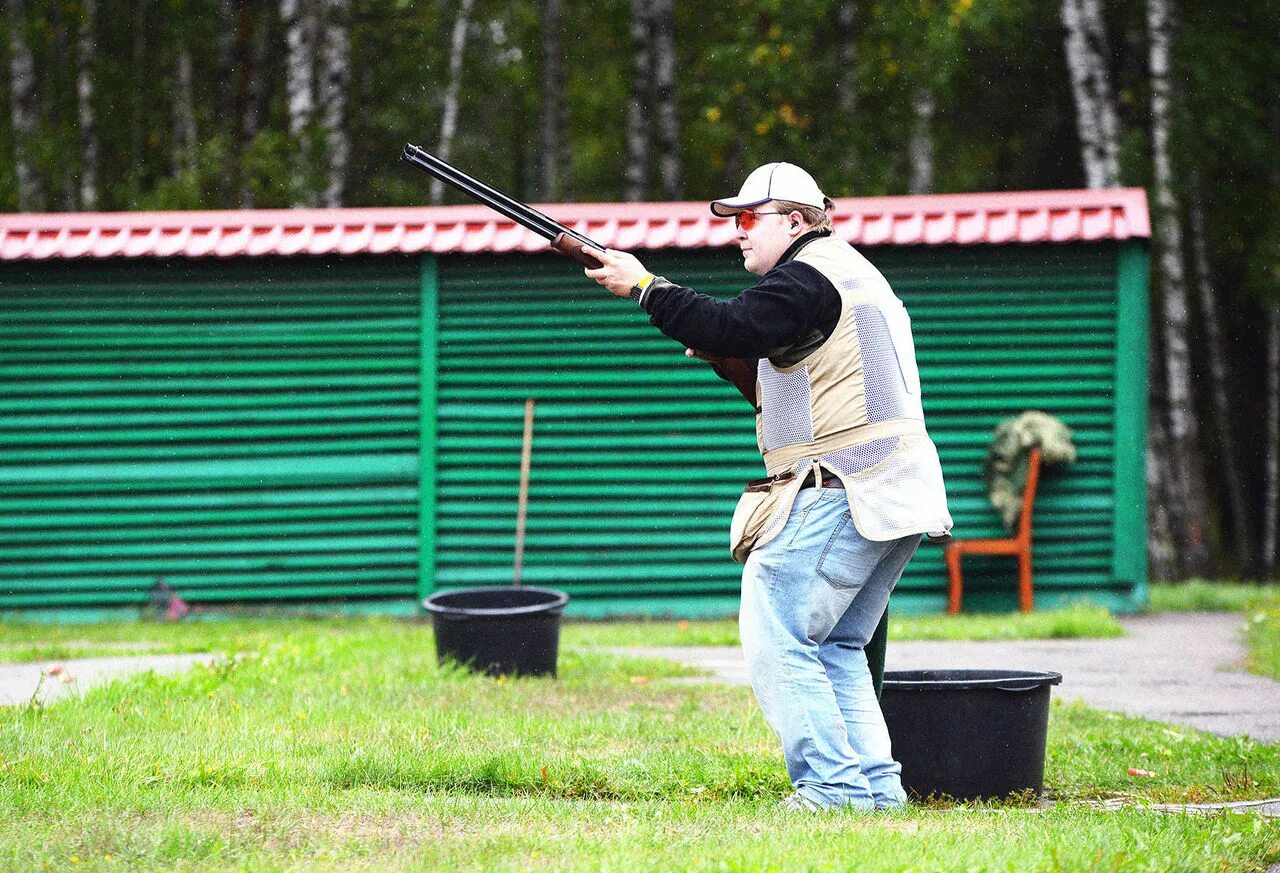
[1244,609,1280,681]
[1,619,1277,871]
[0,603,1126,664]
[887,602,1124,641]
[1147,580,1280,613]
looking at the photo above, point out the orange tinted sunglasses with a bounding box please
[734,210,787,230]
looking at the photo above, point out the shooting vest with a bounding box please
[729,236,953,563]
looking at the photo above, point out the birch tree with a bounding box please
[1146,388,1179,580]
[77,0,98,210]
[281,0,318,207]
[1266,302,1280,578]
[1060,0,1121,188]
[624,0,653,201]
[1188,185,1250,573]
[539,0,569,201]
[173,45,198,179]
[908,87,935,194]
[6,0,44,210]
[319,0,350,208]
[834,0,859,181]
[651,0,681,200]
[1147,0,1211,575]
[430,0,475,205]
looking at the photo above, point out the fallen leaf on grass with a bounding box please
[1127,767,1157,778]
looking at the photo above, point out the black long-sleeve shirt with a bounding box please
[636,231,842,367]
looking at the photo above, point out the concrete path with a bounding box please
[631,612,1280,743]
[0,653,218,707]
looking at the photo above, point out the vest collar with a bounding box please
[778,229,833,266]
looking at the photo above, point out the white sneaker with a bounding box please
[780,791,823,812]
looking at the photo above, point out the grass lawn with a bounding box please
[2,619,1278,871]
[0,602,1125,664]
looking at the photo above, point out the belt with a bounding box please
[801,472,843,489]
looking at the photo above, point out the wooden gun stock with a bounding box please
[700,354,758,408]
[551,232,604,269]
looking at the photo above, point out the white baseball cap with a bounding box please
[710,162,827,216]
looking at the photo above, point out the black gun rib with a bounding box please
[401,144,601,250]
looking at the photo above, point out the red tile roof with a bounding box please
[0,189,1148,262]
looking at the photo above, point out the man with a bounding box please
[584,162,952,812]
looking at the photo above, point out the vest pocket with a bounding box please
[729,475,805,564]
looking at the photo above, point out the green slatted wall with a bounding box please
[0,239,1145,617]
[432,242,1147,616]
[0,257,422,610]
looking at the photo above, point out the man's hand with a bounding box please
[583,246,651,298]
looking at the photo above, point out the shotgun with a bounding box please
[400,143,758,406]
[401,143,604,269]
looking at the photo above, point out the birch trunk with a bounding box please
[1060,0,1121,188]
[651,0,681,200]
[77,0,98,210]
[1146,389,1180,580]
[1265,301,1280,578]
[539,0,569,200]
[430,0,474,205]
[281,0,317,207]
[1188,188,1250,573]
[1148,0,1211,576]
[173,46,198,178]
[319,0,350,208]
[6,0,43,210]
[908,87,935,194]
[836,1,858,117]
[624,0,653,202]
[835,0,858,180]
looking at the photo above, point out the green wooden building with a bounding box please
[0,189,1150,618]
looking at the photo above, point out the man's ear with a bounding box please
[789,212,804,233]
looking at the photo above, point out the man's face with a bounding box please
[735,203,803,275]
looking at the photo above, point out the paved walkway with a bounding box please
[0,652,218,707]
[631,612,1280,744]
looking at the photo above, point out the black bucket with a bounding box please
[881,669,1062,801]
[422,586,570,677]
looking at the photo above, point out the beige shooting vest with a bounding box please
[729,236,953,563]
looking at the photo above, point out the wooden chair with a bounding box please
[945,447,1043,614]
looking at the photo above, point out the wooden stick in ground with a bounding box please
[512,397,535,588]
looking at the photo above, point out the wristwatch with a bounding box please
[630,273,655,303]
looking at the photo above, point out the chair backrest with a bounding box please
[1016,447,1043,544]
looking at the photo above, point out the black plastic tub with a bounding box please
[422,586,570,677]
[881,669,1063,801]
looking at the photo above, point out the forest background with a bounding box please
[2,0,1277,582]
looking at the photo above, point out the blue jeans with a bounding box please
[739,486,919,811]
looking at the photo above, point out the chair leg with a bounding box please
[945,545,963,614]
[1018,548,1034,613]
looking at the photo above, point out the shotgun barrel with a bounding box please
[401,144,604,268]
